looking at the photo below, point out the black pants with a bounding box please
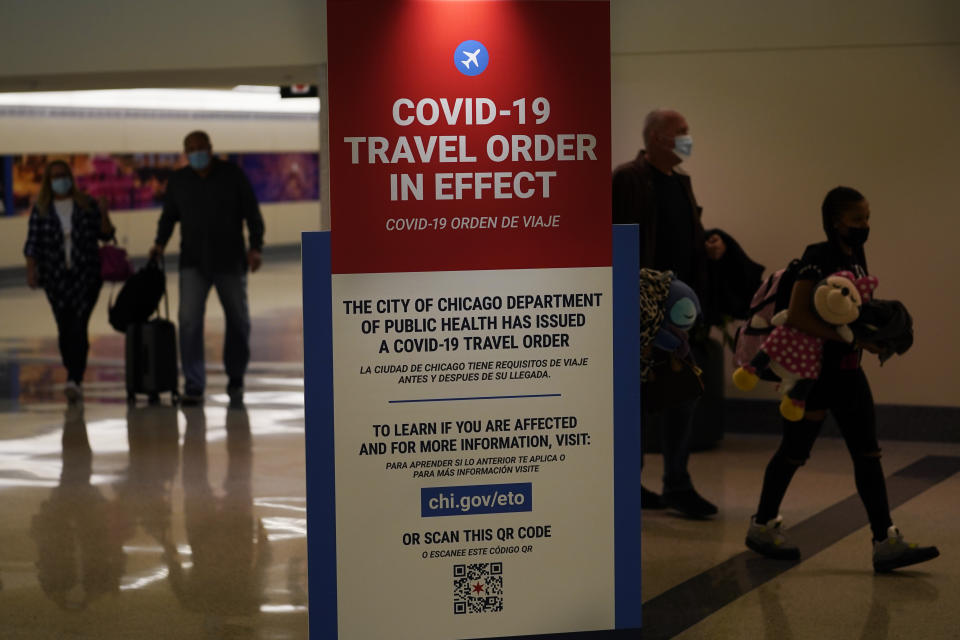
[641,338,710,492]
[643,399,698,491]
[51,285,101,385]
[755,366,893,541]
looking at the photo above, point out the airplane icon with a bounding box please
[454,40,488,76]
[461,48,481,69]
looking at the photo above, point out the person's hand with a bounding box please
[149,244,165,261]
[26,263,39,289]
[705,233,726,260]
[248,248,262,273]
[858,339,882,354]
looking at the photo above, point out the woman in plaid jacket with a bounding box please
[24,160,114,402]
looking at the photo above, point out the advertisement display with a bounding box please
[6,152,318,216]
[305,2,640,638]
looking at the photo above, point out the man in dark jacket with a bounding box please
[613,109,723,518]
[151,131,265,406]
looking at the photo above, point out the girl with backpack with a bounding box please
[24,160,115,403]
[745,186,939,572]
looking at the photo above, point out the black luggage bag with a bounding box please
[126,320,179,404]
[124,259,179,404]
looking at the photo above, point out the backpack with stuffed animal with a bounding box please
[733,259,801,379]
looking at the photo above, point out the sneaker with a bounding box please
[64,381,82,404]
[746,515,800,560]
[873,525,939,573]
[662,487,718,518]
[641,485,666,510]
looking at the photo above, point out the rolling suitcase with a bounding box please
[125,261,179,404]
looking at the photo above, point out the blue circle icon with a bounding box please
[454,40,489,76]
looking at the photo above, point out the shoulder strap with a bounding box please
[746,271,779,316]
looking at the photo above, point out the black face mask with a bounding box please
[840,227,870,247]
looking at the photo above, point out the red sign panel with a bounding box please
[327,0,611,274]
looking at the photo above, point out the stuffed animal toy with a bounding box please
[643,275,704,412]
[732,270,878,421]
[653,278,701,357]
[638,269,701,379]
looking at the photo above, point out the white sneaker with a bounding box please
[65,381,82,404]
[746,514,800,560]
[873,525,939,572]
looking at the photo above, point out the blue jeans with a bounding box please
[178,268,250,394]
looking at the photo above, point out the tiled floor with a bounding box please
[1,256,957,639]
[640,436,960,640]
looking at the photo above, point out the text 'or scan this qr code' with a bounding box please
[454,562,503,614]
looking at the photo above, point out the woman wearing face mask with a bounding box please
[24,160,115,403]
[744,186,939,573]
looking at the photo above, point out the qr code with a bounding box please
[453,563,503,614]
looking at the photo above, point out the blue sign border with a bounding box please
[302,231,337,639]
[612,224,643,629]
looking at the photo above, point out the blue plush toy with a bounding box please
[653,278,701,356]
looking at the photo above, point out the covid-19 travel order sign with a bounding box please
[304,2,640,638]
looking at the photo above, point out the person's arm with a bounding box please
[612,167,659,268]
[784,278,846,342]
[239,171,265,272]
[151,183,180,259]
[25,256,38,288]
[23,208,40,288]
[95,197,115,240]
[611,168,640,226]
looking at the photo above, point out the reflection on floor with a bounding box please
[1,398,309,639]
[1,258,958,639]
[0,260,308,639]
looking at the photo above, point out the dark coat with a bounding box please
[703,228,765,323]
[156,159,265,276]
[612,150,766,325]
[24,199,108,315]
[612,150,707,279]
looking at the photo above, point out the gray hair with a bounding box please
[642,110,667,147]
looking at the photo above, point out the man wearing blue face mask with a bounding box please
[151,131,265,407]
[613,109,725,518]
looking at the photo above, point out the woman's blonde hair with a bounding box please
[36,160,90,215]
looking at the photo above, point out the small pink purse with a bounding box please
[100,243,134,282]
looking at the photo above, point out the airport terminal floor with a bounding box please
[1,254,958,639]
